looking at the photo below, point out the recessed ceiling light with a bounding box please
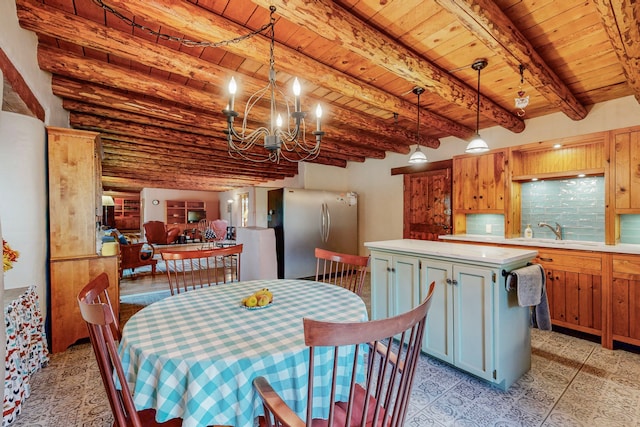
[531,178,538,181]
[553,144,562,149]
[577,173,586,178]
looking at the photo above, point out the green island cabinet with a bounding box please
[364,239,538,390]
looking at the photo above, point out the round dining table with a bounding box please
[118,278,368,427]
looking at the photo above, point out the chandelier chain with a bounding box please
[91,0,274,48]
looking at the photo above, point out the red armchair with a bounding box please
[143,221,181,245]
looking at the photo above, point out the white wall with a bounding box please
[0,1,67,127]
[0,111,47,300]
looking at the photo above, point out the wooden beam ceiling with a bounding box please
[10,0,638,192]
[592,0,640,103]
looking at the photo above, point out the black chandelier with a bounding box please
[222,6,324,163]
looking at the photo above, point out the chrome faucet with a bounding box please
[538,222,562,240]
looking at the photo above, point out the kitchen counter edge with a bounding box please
[439,234,640,255]
[364,239,537,265]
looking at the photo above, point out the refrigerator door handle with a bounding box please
[320,202,330,243]
[324,202,331,242]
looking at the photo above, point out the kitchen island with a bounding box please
[364,239,538,390]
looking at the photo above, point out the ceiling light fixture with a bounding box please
[222,6,323,163]
[465,59,490,154]
[408,87,428,164]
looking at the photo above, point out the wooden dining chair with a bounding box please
[254,281,436,427]
[77,273,182,427]
[160,244,243,295]
[314,248,370,296]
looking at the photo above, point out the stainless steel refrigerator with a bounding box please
[267,188,359,279]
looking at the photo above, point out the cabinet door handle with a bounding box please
[446,278,458,285]
[539,257,553,262]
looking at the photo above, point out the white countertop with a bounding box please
[439,234,640,255]
[364,239,538,265]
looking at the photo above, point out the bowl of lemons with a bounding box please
[241,288,273,310]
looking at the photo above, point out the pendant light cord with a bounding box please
[476,65,481,134]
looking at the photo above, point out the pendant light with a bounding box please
[465,59,490,154]
[408,87,428,164]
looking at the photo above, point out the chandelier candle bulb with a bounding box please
[315,105,323,131]
[228,77,237,112]
[293,78,301,112]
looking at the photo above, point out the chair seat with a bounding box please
[136,409,182,426]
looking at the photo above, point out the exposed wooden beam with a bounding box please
[68,111,379,163]
[0,47,44,120]
[100,137,300,179]
[37,44,221,111]
[41,47,404,159]
[97,0,474,138]
[248,0,525,133]
[434,0,588,120]
[62,98,407,156]
[100,173,247,192]
[52,76,214,127]
[592,0,640,103]
[70,112,350,167]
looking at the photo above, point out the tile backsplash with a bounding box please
[521,177,605,241]
[466,214,505,236]
[463,177,640,243]
[465,177,606,242]
[620,215,640,244]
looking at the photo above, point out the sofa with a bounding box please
[143,221,181,245]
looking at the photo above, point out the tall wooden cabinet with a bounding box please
[47,127,119,353]
[166,200,207,228]
[114,196,141,230]
[612,128,640,212]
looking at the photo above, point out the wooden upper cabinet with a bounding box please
[612,127,640,212]
[453,150,506,212]
[48,127,101,258]
[510,133,607,181]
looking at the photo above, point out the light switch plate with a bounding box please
[485,224,492,233]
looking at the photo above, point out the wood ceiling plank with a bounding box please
[434,0,587,121]
[592,0,640,103]
[250,0,524,132]
[98,0,473,137]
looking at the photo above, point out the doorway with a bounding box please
[403,166,452,240]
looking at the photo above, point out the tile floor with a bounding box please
[11,273,640,426]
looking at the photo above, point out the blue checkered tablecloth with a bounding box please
[118,279,368,427]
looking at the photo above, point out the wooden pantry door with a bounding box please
[403,167,452,240]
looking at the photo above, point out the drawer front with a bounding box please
[612,255,640,279]
[535,250,601,273]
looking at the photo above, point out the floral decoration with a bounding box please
[3,239,20,272]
